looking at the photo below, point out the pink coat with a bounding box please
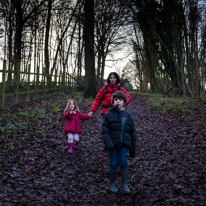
[64,110,90,134]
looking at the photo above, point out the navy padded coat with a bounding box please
[101,106,137,157]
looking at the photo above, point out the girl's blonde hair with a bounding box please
[65,99,79,111]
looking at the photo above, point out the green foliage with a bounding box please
[0,126,5,133]
[5,143,10,147]
[22,120,29,125]
[143,93,195,114]
[53,104,61,113]
[36,130,44,134]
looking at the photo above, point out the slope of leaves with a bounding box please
[0,92,206,205]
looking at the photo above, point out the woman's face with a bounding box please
[109,74,117,84]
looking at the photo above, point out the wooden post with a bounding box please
[15,62,20,104]
[49,74,52,94]
[35,66,39,99]
[54,69,57,94]
[66,73,69,92]
[1,60,6,107]
[68,74,70,90]
[26,64,31,102]
[59,71,61,93]
[43,67,46,97]
[65,73,67,92]
[62,71,65,93]
[72,77,74,91]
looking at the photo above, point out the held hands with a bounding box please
[88,111,93,117]
[70,111,76,114]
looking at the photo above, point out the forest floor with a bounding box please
[0,91,206,205]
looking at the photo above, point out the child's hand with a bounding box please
[88,112,93,117]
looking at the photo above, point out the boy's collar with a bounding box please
[112,105,121,113]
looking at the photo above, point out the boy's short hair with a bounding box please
[111,91,127,104]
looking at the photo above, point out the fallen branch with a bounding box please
[163,87,173,96]
[67,74,85,89]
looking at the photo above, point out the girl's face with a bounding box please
[110,74,117,84]
[69,101,75,110]
[113,97,124,110]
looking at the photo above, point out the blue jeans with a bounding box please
[108,147,128,170]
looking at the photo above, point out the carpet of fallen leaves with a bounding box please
[0,92,206,205]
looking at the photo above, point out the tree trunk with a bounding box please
[77,6,81,77]
[7,4,13,83]
[45,0,52,83]
[83,0,97,98]
[96,44,101,89]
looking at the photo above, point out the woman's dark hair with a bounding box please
[111,91,127,104]
[106,72,120,84]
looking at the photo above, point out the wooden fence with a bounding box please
[0,60,75,107]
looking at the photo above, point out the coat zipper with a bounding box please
[120,114,134,145]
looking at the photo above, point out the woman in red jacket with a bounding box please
[90,72,131,119]
[64,99,92,153]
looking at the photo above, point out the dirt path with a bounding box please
[0,93,206,205]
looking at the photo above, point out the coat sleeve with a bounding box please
[78,112,90,120]
[129,117,137,158]
[102,114,114,150]
[120,87,131,105]
[64,111,72,119]
[90,86,105,113]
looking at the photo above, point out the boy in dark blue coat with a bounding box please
[102,91,137,193]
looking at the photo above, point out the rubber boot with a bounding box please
[68,143,73,153]
[109,169,118,193]
[120,168,130,194]
[74,140,80,149]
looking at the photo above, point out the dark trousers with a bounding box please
[108,147,128,170]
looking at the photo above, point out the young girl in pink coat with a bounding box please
[64,99,92,153]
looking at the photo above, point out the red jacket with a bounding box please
[90,83,131,114]
[64,110,90,134]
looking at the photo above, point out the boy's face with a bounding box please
[113,97,124,110]
[69,101,75,110]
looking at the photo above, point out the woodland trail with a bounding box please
[0,93,206,205]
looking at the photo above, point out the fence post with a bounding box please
[43,67,46,97]
[54,69,57,94]
[68,74,70,90]
[72,77,74,91]
[26,64,31,102]
[59,71,61,93]
[69,76,72,91]
[35,66,39,99]
[15,62,20,104]
[66,73,69,92]
[49,73,52,95]
[62,71,65,93]
[1,60,6,107]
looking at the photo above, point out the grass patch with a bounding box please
[136,92,203,114]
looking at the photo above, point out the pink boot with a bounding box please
[74,141,80,149]
[68,143,73,153]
